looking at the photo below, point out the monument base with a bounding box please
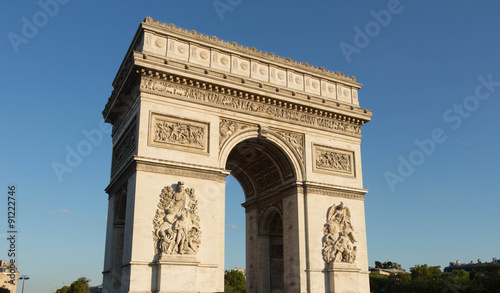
[156,256,200,292]
[327,262,361,293]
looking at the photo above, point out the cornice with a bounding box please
[134,156,230,182]
[304,181,367,201]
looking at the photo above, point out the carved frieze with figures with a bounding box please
[313,144,355,177]
[140,77,362,136]
[149,112,209,153]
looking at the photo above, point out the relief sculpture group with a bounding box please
[153,182,202,257]
[322,202,357,264]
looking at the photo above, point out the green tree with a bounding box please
[444,269,470,290]
[69,277,89,293]
[55,277,89,293]
[470,264,500,293]
[369,273,389,292]
[0,287,11,293]
[55,286,70,293]
[224,270,246,293]
[409,264,444,293]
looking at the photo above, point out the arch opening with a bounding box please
[225,138,297,200]
[224,137,296,292]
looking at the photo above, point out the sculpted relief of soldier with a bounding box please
[322,202,357,264]
[153,182,201,257]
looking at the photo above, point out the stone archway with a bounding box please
[224,136,299,292]
[101,17,373,293]
[260,208,284,293]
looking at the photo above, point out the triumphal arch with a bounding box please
[102,17,373,293]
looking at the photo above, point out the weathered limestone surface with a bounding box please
[102,17,373,293]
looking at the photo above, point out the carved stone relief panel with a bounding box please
[219,118,256,148]
[337,84,352,103]
[153,182,201,257]
[211,50,231,72]
[250,60,269,82]
[166,38,189,62]
[111,120,137,174]
[313,144,355,177]
[269,66,287,87]
[188,44,211,67]
[231,55,251,77]
[304,75,321,95]
[143,31,167,56]
[149,112,209,153]
[287,70,304,91]
[352,89,359,105]
[321,80,337,100]
[272,129,305,165]
[322,202,357,264]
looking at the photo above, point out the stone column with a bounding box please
[102,193,115,292]
[245,208,260,292]
[282,189,307,293]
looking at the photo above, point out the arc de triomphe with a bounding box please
[102,17,373,293]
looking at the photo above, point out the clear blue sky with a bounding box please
[1,1,499,292]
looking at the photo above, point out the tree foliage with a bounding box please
[370,263,500,293]
[224,270,246,293]
[55,277,89,293]
[0,287,11,293]
[55,286,70,293]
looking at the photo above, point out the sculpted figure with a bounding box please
[152,182,201,257]
[322,202,357,264]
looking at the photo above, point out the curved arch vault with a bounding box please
[102,18,373,293]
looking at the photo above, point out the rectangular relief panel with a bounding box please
[149,112,209,154]
[313,144,355,177]
[112,119,137,175]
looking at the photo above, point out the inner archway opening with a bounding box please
[224,137,296,292]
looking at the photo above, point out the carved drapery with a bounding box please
[153,182,201,256]
[141,77,361,136]
[149,113,209,153]
[322,202,357,264]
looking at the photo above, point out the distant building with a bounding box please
[0,260,19,293]
[369,262,406,276]
[444,257,500,273]
[89,284,103,293]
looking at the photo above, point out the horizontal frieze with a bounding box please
[140,75,362,136]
